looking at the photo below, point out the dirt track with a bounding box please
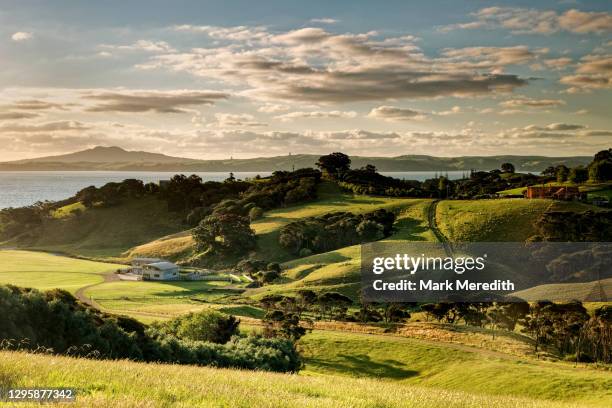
[75,272,119,309]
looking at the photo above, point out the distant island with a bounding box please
[0,146,592,172]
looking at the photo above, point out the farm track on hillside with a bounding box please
[75,272,119,309]
[427,200,453,256]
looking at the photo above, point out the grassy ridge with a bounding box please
[0,350,599,408]
[127,183,431,263]
[435,199,553,242]
[28,196,185,258]
[0,250,120,294]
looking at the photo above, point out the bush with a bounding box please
[150,310,239,344]
[279,210,395,255]
[0,285,302,373]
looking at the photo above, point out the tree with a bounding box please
[556,165,569,182]
[172,310,240,344]
[588,158,612,182]
[501,163,515,173]
[362,164,377,173]
[316,292,352,321]
[316,153,351,179]
[193,213,256,255]
[593,148,612,163]
[568,166,588,183]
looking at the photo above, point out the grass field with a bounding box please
[435,199,555,242]
[2,351,592,408]
[0,250,120,293]
[300,330,611,406]
[84,279,241,317]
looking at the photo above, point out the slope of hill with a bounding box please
[7,146,197,164]
[1,347,609,407]
[0,146,591,171]
[19,196,185,258]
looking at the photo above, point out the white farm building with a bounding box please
[129,258,180,281]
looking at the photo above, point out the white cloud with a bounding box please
[141,26,528,104]
[499,97,566,108]
[100,40,175,53]
[275,110,357,122]
[213,113,267,127]
[440,7,612,35]
[560,54,612,92]
[11,32,33,42]
[310,18,339,24]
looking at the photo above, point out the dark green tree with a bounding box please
[193,213,256,255]
[316,152,351,179]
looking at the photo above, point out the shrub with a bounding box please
[150,310,239,344]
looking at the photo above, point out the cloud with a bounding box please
[274,110,357,121]
[310,18,339,24]
[84,90,229,113]
[257,104,291,113]
[558,9,612,34]
[440,7,612,35]
[100,40,176,53]
[543,57,573,69]
[11,32,33,42]
[524,123,585,131]
[172,25,271,42]
[441,46,538,66]
[213,113,267,127]
[0,120,90,133]
[499,97,566,108]
[368,106,425,121]
[560,54,612,92]
[0,112,40,120]
[580,130,612,137]
[5,99,70,111]
[140,26,528,104]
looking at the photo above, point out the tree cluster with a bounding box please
[531,210,612,242]
[0,285,301,372]
[279,209,396,256]
[234,259,282,286]
[419,300,610,363]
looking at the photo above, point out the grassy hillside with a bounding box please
[127,183,432,263]
[0,349,606,408]
[512,278,612,302]
[0,250,120,293]
[28,196,185,258]
[300,330,611,406]
[436,199,547,242]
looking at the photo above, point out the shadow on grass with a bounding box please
[388,217,428,241]
[306,354,418,379]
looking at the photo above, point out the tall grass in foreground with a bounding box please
[0,351,595,408]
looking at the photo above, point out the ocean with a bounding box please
[0,170,468,209]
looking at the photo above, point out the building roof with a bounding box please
[132,257,162,263]
[146,261,179,271]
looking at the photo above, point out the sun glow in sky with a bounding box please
[0,0,611,160]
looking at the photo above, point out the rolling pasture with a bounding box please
[0,250,120,293]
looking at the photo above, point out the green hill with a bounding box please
[1,342,609,407]
[22,196,185,258]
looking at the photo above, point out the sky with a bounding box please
[0,0,610,161]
